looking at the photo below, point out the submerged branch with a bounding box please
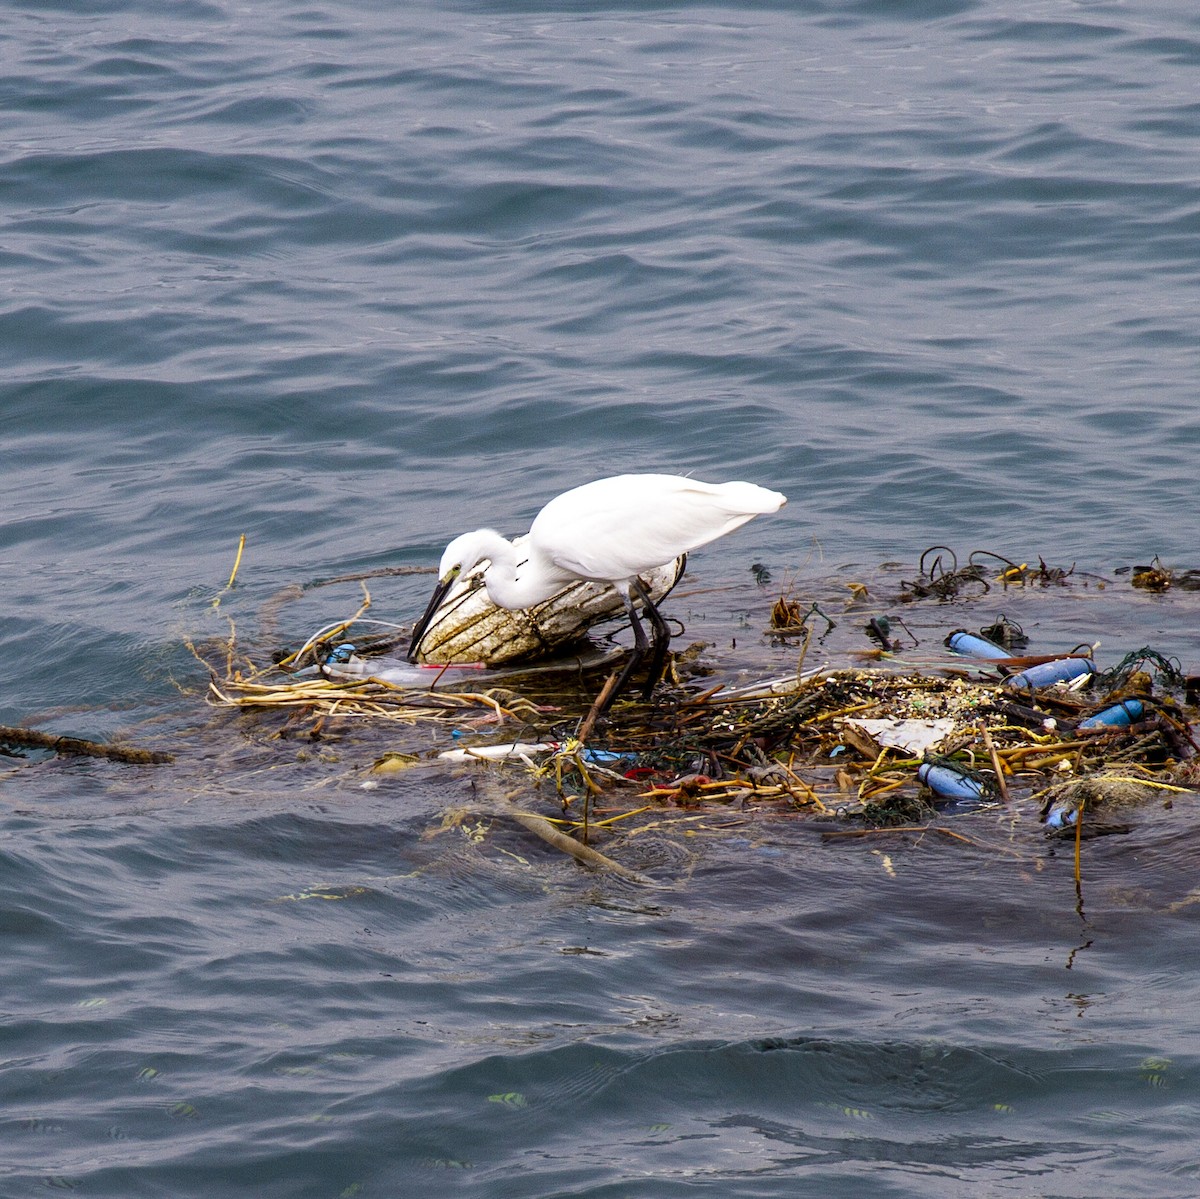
[0,724,173,765]
[490,790,658,886]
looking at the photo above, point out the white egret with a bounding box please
[408,473,786,707]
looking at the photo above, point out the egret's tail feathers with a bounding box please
[714,480,787,514]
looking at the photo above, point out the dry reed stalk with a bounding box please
[979,721,1011,803]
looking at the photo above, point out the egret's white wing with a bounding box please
[531,474,785,583]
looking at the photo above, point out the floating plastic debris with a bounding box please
[1003,657,1096,691]
[439,742,558,763]
[917,761,989,804]
[1043,800,1078,830]
[1039,773,1190,832]
[439,741,629,765]
[1078,699,1145,730]
[845,717,957,756]
[192,540,1200,875]
[322,653,486,687]
[945,629,1011,660]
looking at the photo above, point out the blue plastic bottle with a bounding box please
[945,630,1011,660]
[1078,699,1144,729]
[917,762,988,803]
[1003,657,1096,691]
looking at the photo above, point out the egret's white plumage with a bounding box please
[408,473,786,707]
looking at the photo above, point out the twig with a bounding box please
[277,583,373,670]
[794,623,814,677]
[211,534,247,611]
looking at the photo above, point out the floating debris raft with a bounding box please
[575,657,1198,829]
[206,627,1198,839]
[195,546,1200,874]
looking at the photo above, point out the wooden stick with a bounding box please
[577,670,620,744]
[1074,802,1083,886]
[794,623,814,677]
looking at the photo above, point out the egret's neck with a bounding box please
[474,537,567,611]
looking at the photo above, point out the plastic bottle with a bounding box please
[945,630,1011,660]
[1003,657,1096,691]
[1078,699,1144,729]
[917,762,988,803]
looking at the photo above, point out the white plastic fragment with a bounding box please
[439,742,557,764]
[844,716,958,756]
[322,657,485,686]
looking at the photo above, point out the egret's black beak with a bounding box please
[406,571,456,662]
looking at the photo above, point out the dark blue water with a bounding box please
[4,1,1200,1194]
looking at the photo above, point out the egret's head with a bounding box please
[408,529,510,663]
[438,529,503,583]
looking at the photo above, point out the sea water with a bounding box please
[4,2,1200,1194]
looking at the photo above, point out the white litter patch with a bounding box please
[844,717,958,756]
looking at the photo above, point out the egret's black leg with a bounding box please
[600,592,649,712]
[630,577,671,698]
[590,583,672,719]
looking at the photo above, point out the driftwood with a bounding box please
[411,544,685,666]
[0,725,173,765]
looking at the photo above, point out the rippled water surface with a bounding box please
[4,1,1200,1194]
